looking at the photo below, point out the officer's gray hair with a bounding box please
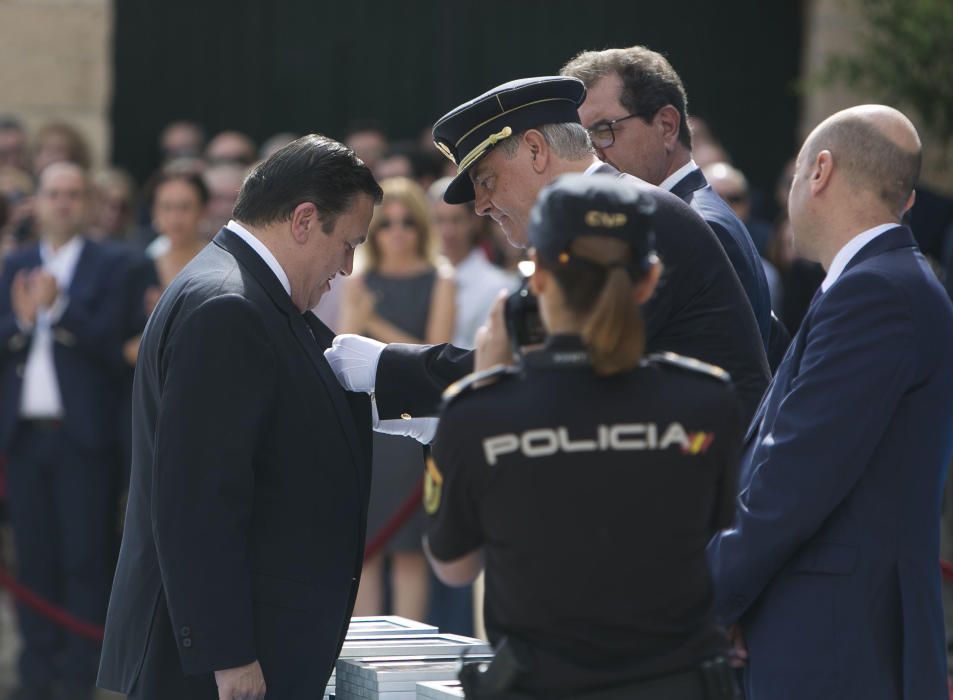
[497,123,594,161]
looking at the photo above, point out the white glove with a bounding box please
[323,334,386,393]
[372,398,439,445]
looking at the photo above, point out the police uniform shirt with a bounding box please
[426,335,743,694]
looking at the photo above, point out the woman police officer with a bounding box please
[423,174,742,699]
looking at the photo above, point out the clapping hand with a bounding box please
[30,269,60,309]
[11,270,38,328]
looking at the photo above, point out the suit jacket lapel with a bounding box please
[286,311,367,481]
[214,229,294,314]
[66,238,94,299]
[304,312,371,484]
[213,228,367,475]
[842,226,915,277]
[741,227,917,485]
[668,167,707,202]
[22,245,42,269]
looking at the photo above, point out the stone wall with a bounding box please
[801,0,953,195]
[0,0,948,194]
[0,0,111,167]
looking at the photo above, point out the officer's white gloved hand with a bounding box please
[372,399,439,445]
[323,334,386,393]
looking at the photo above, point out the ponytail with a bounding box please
[582,266,644,376]
[545,236,647,376]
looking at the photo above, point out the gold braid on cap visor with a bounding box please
[455,126,513,173]
[433,126,514,173]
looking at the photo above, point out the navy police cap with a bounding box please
[432,76,586,204]
[529,173,657,278]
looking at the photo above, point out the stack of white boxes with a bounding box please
[323,617,490,700]
[324,617,437,699]
[415,680,466,699]
[335,656,489,700]
[346,617,438,639]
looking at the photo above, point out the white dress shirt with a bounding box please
[451,250,517,349]
[820,223,897,292]
[227,219,291,296]
[20,236,84,418]
[658,159,699,193]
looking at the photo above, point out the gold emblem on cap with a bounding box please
[433,140,457,165]
[585,210,628,228]
[457,126,513,174]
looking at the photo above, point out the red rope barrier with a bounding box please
[942,559,953,583]
[0,567,104,641]
[0,495,949,644]
[364,477,424,562]
[0,476,424,643]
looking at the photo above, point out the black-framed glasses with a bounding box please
[586,112,653,150]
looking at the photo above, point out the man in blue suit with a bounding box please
[708,105,953,699]
[561,47,786,365]
[0,161,128,700]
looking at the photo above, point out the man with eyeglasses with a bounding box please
[561,47,780,364]
[326,76,769,430]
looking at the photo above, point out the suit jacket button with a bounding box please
[180,626,191,637]
[400,412,412,420]
[182,638,192,648]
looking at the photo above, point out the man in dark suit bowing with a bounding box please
[97,135,382,700]
[326,77,768,430]
[560,46,784,364]
[708,106,953,699]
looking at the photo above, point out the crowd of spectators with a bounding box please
[1,109,953,696]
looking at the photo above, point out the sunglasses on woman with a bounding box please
[378,216,416,230]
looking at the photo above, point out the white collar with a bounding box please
[226,219,291,296]
[40,234,84,264]
[821,223,897,292]
[40,235,85,287]
[584,159,605,176]
[658,159,699,193]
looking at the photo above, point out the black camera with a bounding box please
[504,277,546,355]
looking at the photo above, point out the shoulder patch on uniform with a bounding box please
[441,364,520,407]
[423,452,443,515]
[646,351,731,383]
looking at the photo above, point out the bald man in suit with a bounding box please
[708,106,953,700]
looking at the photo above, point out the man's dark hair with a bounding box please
[807,116,921,215]
[561,46,692,151]
[232,134,382,232]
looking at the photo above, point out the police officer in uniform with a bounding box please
[424,174,742,699]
